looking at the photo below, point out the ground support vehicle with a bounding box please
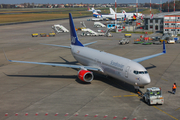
[134,41,144,44]
[119,38,129,45]
[142,42,152,45]
[52,24,69,33]
[160,40,168,44]
[153,41,161,45]
[94,22,106,27]
[40,33,47,37]
[167,39,175,44]
[104,28,113,37]
[31,33,38,37]
[124,34,132,38]
[81,28,104,36]
[49,33,55,37]
[143,87,164,105]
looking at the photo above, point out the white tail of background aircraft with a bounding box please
[4,13,166,91]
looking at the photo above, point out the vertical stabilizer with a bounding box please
[110,8,116,14]
[69,13,84,47]
[122,10,126,13]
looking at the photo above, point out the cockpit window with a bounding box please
[134,70,148,74]
[139,71,144,74]
[134,70,138,74]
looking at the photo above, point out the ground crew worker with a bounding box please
[172,83,177,94]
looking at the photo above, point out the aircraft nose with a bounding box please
[142,75,151,85]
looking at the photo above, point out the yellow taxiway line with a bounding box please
[153,106,178,120]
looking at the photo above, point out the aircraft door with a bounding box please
[125,66,130,78]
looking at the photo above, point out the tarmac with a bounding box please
[0,16,180,120]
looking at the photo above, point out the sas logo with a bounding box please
[136,78,140,81]
[72,37,76,44]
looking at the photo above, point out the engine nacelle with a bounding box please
[78,69,93,82]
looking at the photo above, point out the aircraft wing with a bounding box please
[133,41,166,63]
[8,59,102,71]
[3,50,102,72]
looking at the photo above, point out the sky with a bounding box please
[0,0,166,4]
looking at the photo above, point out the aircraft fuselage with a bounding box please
[71,45,150,87]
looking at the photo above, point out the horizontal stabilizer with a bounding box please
[40,43,71,48]
[83,41,97,46]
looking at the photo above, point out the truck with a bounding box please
[31,33,38,37]
[143,87,164,105]
[124,34,132,38]
[119,38,129,45]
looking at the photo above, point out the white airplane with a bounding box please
[88,7,101,13]
[110,8,143,20]
[93,9,123,20]
[4,13,166,91]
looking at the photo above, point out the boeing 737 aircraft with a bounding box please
[4,13,166,91]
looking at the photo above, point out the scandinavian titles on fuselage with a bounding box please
[110,60,124,71]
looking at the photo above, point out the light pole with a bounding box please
[115,0,118,32]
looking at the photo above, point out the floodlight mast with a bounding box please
[115,0,118,32]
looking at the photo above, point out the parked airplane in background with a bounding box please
[88,7,101,13]
[93,9,124,20]
[92,10,102,18]
[122,10,143,19]
[110,8,143,20]
[4,13,166,92]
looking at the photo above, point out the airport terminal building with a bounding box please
[143,12,180,35]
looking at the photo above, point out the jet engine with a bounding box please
[78,69,93,82]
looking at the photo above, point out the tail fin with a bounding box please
[122,10,126,13]
[69,13,84,47]
[110,8,116,14]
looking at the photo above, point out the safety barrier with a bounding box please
[4,112,147,119]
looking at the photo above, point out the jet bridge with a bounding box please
[52,24,69,33]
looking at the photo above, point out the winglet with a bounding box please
[69,13,84,47]
[163,41,166,53]
[2,49,11,62]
